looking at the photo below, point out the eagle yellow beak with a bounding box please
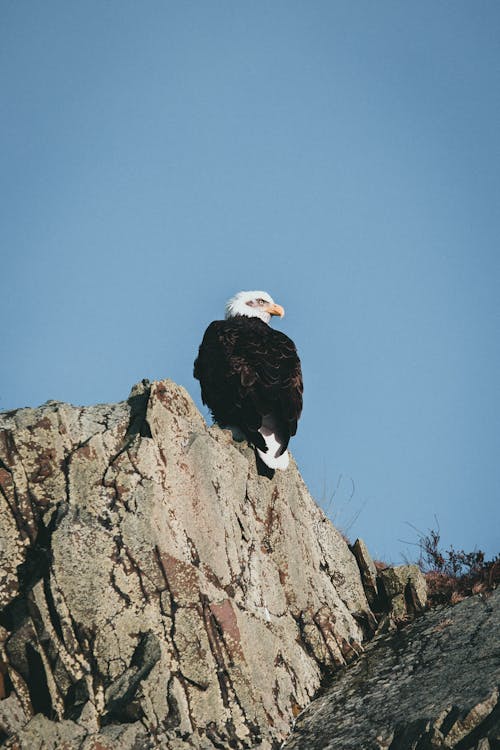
[266,303,285,318]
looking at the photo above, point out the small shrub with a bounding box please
[413,523,499,606]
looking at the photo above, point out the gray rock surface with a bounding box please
[0,379,372,749]
[282,588,500,749]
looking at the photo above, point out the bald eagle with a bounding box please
[193,291,303,470]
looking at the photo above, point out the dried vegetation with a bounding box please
[413,525,499,606]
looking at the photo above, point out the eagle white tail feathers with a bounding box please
[257,416,290,470]
[257,446,289,470]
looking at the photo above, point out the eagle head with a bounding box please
[225,291,285,324]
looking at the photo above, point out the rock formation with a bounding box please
[0,379,373,749]
[351,539,428,631]
[282,587,500,749]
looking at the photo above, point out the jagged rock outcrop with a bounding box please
[351,540,428,630]
[283,588,500,749]
[0,379,373,749]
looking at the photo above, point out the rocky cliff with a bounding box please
[0,379,373,749]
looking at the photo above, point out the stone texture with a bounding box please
[351,540,429,632]
[0,379,372,749]
[282,588,500,749]
[351,561,429,634]
[351,538,379,609]
[377,564,428,625]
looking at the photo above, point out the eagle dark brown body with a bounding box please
[193,315,303,462]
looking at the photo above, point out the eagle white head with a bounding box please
[225,290,285,325]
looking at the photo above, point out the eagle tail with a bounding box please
[256,415,290,470]
[256,446,289,470]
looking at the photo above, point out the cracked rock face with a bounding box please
[283,588,500,749]
[0,379,371,749]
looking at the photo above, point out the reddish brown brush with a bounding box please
[415,526,499,606]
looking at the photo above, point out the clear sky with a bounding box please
[1,1,499,562]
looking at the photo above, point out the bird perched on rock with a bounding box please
[194,290,303,470]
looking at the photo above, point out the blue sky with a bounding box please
[1,1,499,562]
